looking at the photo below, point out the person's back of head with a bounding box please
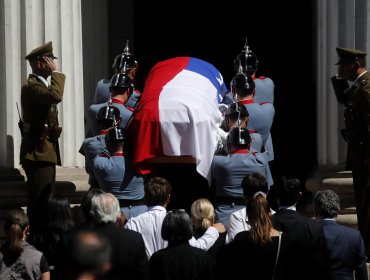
[144,177,172,207]
[43,193,75,232]
[81,188,105,223]
[247,192,272,244]
[190,199,215,232]
[314,190,340,219]
[64,230,111,280]
[96,105,121,130]
[241,172,269,200]
[105,127,125,154]
[224,102,249,131]
[91,193,121,224]
[109,73,133,96]
[227,127,251,151]
[3,208,29,262]
[276,175,301,207]
[231,74,255,98]
[161,209,193,245]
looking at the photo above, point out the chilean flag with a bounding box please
[129,57,227,183]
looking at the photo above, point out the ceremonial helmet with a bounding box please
[227,126,251,147]
[105,127,125,144]
[96,105,121,125]
[231,74,255,92]
[109,73,133,92]
[233,38,258,75]
[112,40,138,73]
[225,102,249,119]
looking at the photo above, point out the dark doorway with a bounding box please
[129,1,316,203]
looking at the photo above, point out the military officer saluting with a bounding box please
[331,47,370,258]
[20,41,65,226]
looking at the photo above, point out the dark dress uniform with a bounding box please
[20,41,65,224]
[331,52,370,255]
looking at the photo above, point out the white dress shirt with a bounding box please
[125,206,219,258]
[226,206,277,244]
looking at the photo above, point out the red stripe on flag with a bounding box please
[129,57,190,174]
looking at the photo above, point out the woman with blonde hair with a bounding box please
[0,208,50,279]
[190,198,226,264]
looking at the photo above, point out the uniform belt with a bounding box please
[118,198,146,208]
[215,196,245,205]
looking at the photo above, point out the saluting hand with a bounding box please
[42,56,56,72]
[337,64,345,79]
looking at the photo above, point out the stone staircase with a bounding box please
[305,165,357,228]
[0,167,89,209]
[0,166,89,239]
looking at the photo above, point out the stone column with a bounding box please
[307,0,369,222]
[0,0,85,168]
[316,0,369,167]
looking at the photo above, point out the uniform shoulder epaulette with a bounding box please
[259,102,268,105]
[252,151,257,156]
[99,151,110,158]
[26,76,39,85]
[257,76,266,80]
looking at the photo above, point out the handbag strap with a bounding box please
[272,231,282,280]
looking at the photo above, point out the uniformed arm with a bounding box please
[78,142,86,156]
[358,87,370,159]
[24,72,65,104]
[92,153,114,187]
[331,75,350,105]
[87,105,101,137]
[250,132,263,152]
[256,152,274,187]
[189,226,218,250]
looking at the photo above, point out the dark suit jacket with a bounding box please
[320,219,367,280]
[20,72,65,165]
[150,242,213,280]
[215,231,294,280]
[95,223,149,280]
[271,209,333,279]
[272,209,325,245]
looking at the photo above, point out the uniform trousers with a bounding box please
[22,159,56,227]
[348,143,370,255]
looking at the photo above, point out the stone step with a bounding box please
[336,214,358,229]
[0,167,89,208]
[304,167,358,229]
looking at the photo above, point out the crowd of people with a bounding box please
[1,175,367,279]
[3,39,369,279]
